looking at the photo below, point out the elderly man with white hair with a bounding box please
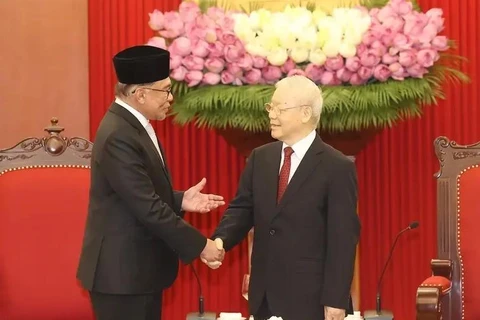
[208,75,360,320]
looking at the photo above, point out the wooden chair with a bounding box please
[416,136,480,320]
[0,118,94,319]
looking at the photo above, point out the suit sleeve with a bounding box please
[173,191,185,217]
[321,158,360,309]
[100,133,206,264]
[212,149,255,251]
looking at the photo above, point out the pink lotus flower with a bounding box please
[431,36,448,50]
[219,32,237,45]
[371,41,387,56]
[159,12,184,39]
[389,0,413,15]
[184,70,203,87]
[238,54,253,70]
[192,40,209,58]
[178,1,201,23]
[226,63,242,78]
[345,57,362,72]
[320,71,341,85]
[262,66,282,83]
[171,66,188,81]
[407,64,428,78]
[305,64,324,83]
[425,8,445,32]
[206,7,225,21]
[350,73,367,85]
[207,42,225,58]
[169,37,192,57]
[399,50,416,67]
[417,49,438,67]
[325,55,345,71]
[373,64,392,82]
[148,10,164,30]
[389,62,406,80]
[403,12,429,37]
[418,23,438,43]
[358,66,373,80]
[281,58,296,74]
[224,44,244,63]
[182,55,204,71]
[243,68,262,84]
[253,57,268,69]
[377,6,396,23]
[383,16,405,33]
[287,69,306,77]
[170,55,182,69]
[382,53,398,64]
[220,71,234,84]
[205,58,225,73]
[360,50,381,68]
[203,72,221,85]
[337,68,353,83]
[392,34,412,50]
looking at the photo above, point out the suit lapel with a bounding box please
[263,142,283,212]
[271,135,325,220]
[109,103,173,188]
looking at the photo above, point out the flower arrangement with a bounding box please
[146,0,467,132]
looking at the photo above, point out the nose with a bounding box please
[168,92,174,103]
[268,110,277,120]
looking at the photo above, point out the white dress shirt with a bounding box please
[279,130,316,183]
[115,97,165,165]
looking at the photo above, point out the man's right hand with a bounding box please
[200,238,224,268]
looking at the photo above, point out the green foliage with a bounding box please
[171,55,469,133]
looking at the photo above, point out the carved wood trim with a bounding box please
[0,117,92,172]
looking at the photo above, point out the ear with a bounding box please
[301,106,313,123]
[133,87,146,104]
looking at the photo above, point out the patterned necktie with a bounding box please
[277,147,294,203]
[145,122,165,166]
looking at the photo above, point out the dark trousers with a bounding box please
[89,291,162,320]
[253,295,273,320]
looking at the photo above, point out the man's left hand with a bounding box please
[182,178,225,213]
[324,306,345,320]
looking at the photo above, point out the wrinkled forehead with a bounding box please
[271,86,300,106]
[154,77,172,89]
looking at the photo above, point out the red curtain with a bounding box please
[357,0,479,318]
[88,0,479,319]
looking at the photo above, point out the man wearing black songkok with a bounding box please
[76,45,225,320]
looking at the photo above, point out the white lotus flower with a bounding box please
[322,40,341,57]
[267,47,289,66]
[290,47,310,63]
[309,48,327,66]
[339,42,357,58]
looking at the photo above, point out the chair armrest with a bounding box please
[416,259,452,320]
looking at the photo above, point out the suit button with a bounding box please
[269,229,276,235]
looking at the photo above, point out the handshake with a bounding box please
[200,238,225,269]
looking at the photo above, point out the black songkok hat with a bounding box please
[113,45,170,84]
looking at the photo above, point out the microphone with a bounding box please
[186,264,217,320]
[364,221,419,320]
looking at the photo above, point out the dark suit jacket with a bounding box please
[77,102,207,294]
[213,135,360,320]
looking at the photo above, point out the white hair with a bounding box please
[275,75,323,124]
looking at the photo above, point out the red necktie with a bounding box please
[277,147,294,203]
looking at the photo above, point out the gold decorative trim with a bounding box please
[456,164,479,320]
[0,164,91,176]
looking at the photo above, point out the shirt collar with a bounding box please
[282,129,316,161]
[115,97,149,128]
